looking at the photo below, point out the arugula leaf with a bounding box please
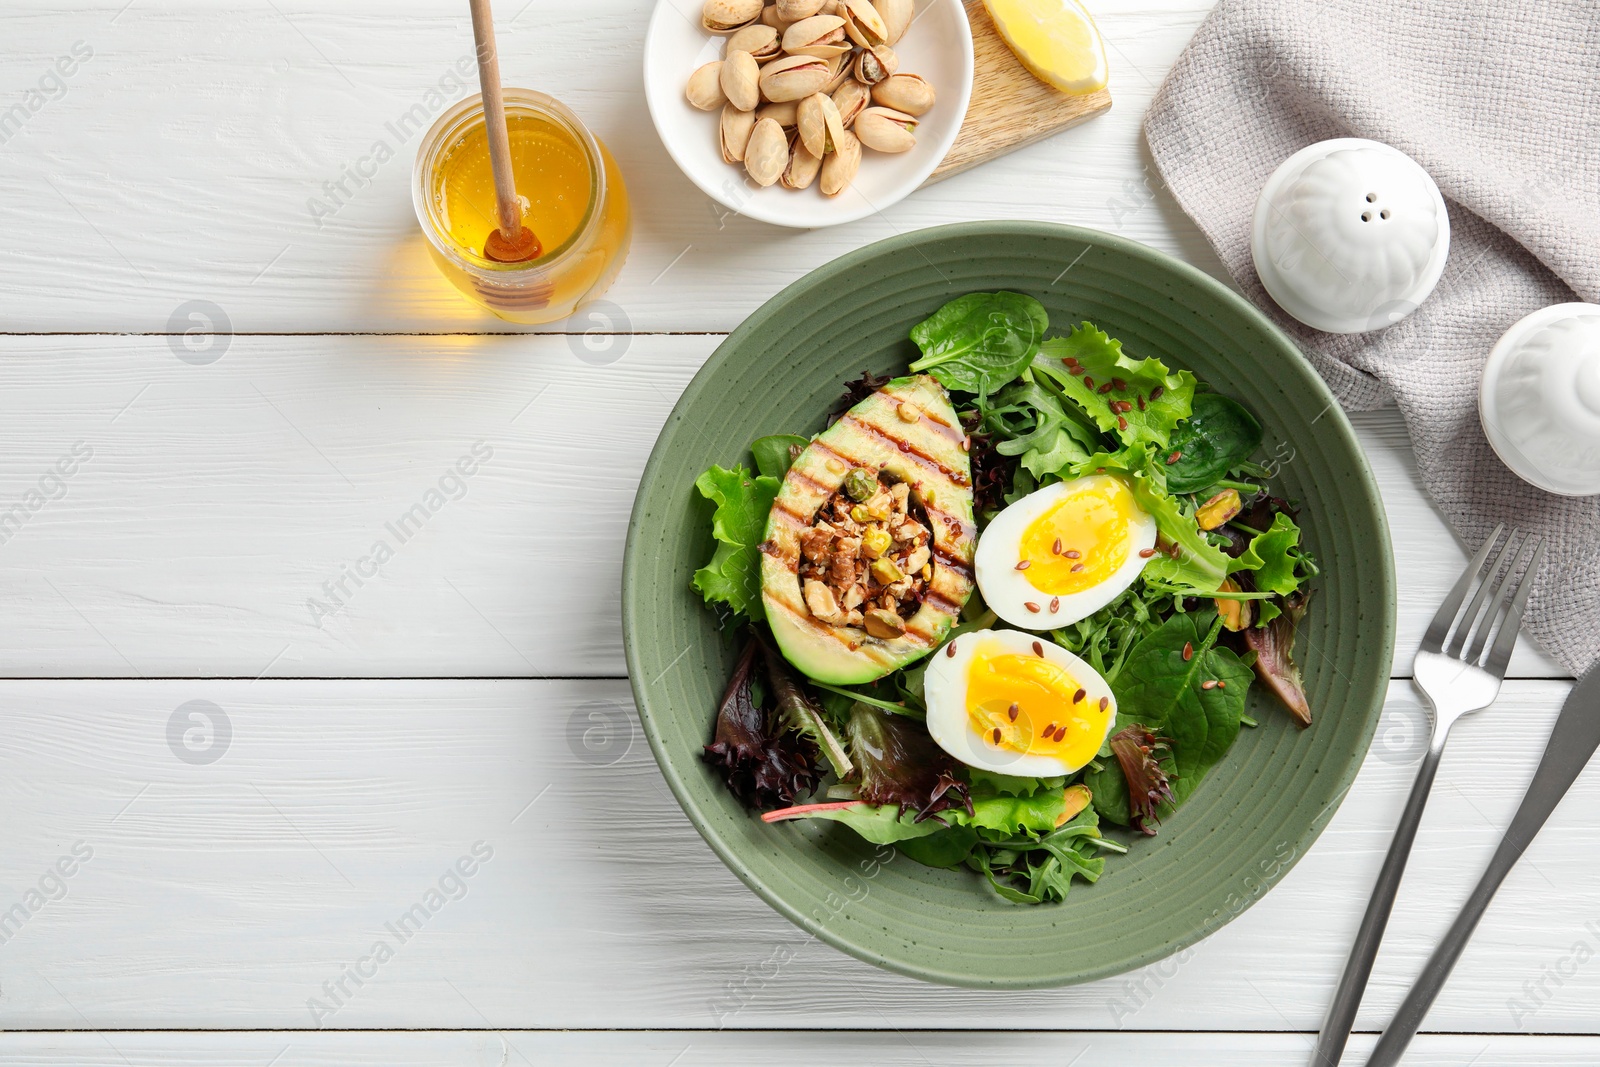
[1034,324,1196,448]
[1165,393,1263,494]
[751,434,808,479]
[988,379,1098,479]
[908,291,1048,396]
[965,809,1106,903]
[690,464,779,622]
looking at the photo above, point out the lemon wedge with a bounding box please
[982,0,1109,95]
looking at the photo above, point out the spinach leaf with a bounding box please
[1164,393,1263,494]
[1033,324,1196,448]
[1091,610,1254,823]
[751,434,809,479]
[908,291,1048,396]
[898,826,979,868]
[690,464,779,622]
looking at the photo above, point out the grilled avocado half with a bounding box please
[760,374,976,685]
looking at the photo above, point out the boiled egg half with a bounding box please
[925,629,1117,777]
[974,474,1158,630]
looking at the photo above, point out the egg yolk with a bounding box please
[965,643,1111,769]
[1017,475,1138,594]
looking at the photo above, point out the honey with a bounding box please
[414,90,631,324]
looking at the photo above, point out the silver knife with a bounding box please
[1366,662,1600,1066]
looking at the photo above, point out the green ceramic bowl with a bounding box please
[622,221,1394,988]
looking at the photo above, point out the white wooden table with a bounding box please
[0,1,1590,1064]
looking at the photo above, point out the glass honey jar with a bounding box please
[413,89,631,324]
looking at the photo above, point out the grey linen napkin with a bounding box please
[1143,0,1600,674]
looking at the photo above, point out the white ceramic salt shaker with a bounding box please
[1251,138,1450,334]
[1479,302,1600,496]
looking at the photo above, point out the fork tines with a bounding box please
[1421,524,1546,675]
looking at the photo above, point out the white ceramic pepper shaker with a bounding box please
[1251,138,1450,334]
[1479,302,1600,496]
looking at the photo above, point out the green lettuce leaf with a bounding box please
[690,464,779,622]
[750,434,808,479]
[1034,324,1196,448]
[1233,512,1305,596]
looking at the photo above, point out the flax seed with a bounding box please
[1015,560,1032,570]
[1166,450,1183,465]
[1150,386,1164,400]
[993,727,1002,744]
[1112,378,1126,391]
[1025,602,1041,613]
[1083,376,1095,389]
[1052,537,1063,555]
[1137,395,1146,411]
[1217,681,1226,689]
[1169,543,1181,559]
[1139,548,1157,558]
[1182,641,1193,661]
[1064,549,1081,559]
[1071,563,1085,572]
[1044,722,1056,735]
[1032,641,1044,657]
[1008,703,1019,721]
[1099,696,1109,711]
[1097,383,1113,395]
[946,641,957,657]
[1050,597,1060,612]
[1118,416,1128,431]
[1073,688,1085,703]
[1054,726,1068,742]
[1202,679,1218,690]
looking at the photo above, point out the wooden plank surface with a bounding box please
[0,333,1565,678]
[0,0,1200,334]
[1,678,1595,1032]
[930,1,1114,182]
[5,1031,1600,1066]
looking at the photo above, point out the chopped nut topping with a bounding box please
[797,465,933,632]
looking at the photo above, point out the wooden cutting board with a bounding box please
[926,0,1112,184]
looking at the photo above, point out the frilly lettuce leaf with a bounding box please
[690,464,779,622]
[1034,324,1196,448]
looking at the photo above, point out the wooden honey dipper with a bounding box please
[468,0,541,263]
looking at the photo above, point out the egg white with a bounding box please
[974,476,1158,630]
[924,628,1117,777]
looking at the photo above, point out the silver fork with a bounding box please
[1311,525,1545,1067]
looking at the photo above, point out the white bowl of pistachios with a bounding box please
[644,0,974,229]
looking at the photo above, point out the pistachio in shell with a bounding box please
[831,78,871,126]
[758,53,831,102]
[726,22,781,61]
[820,128,861,196]
[760,4,790,30]
[821,50,855,94]
[744,117,789,186]
[781,14,850,58]
[874,0,912,44]
[782,137,823,189]
[870,72,933,116]
[686,61,727,111]
[719,103,757,163]
[797,92,845,157]
[854,105,916,152]
[853,43,898,85]
[720,49,761,111]
[775,0,827,19]
[757,99,801,128]
[703,0,764,33]
[840,0,888,48]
